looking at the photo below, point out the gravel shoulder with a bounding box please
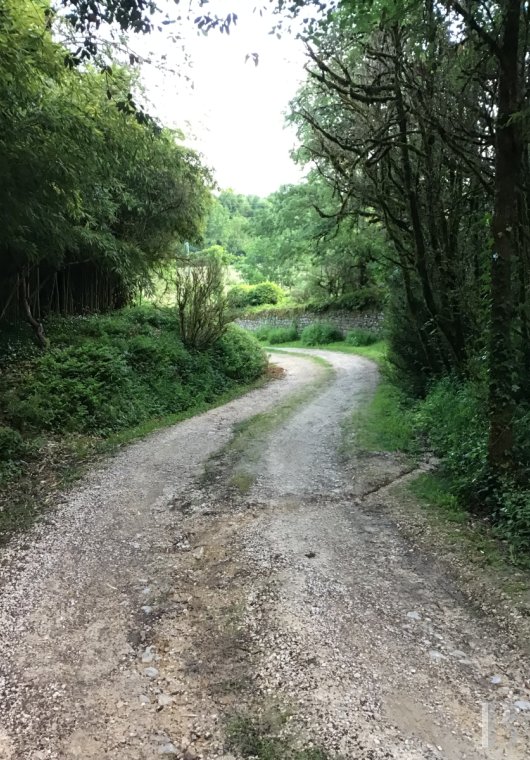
[0,349,529,760]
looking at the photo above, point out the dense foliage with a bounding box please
[255,325,300,344]
[300,322,343,346]
[0,308,266,462]
[202,178,388,309]
[227,282,285,308]
[175,246,231,349]
[0,0,211,341]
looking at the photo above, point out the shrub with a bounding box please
[254,325,272,342]
[300,322,343,346]
[1,310,268,442]
[227,282,285,309]
[0,426,25,461]
[385,284,447,396]
[6,344,138,434]
[176,247,229,349]
[249,282,284,306]
[214,325,267,383]
[411,377,530,556]
[227,284,252,309]
[345,328,380,346]
[121,305,178,330]
[266,326,298,344]
[496,486,530,558]
[413,377,488,498]
[514,406,530,482]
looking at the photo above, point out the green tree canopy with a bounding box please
[1,0,212,333]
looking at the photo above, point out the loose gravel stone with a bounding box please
[1,349,529,760]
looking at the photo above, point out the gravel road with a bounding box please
[0,349,528,760]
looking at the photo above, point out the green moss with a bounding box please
[226,712,331,760]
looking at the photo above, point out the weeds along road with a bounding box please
[0,350,528,759]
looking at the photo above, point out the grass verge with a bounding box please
[283,343,530,580]
[343,381,416,456]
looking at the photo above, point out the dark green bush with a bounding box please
[1,310,266,443]
[413,377,488,497]
[300,322,343,346]
[254,325,272,342]
[307,287,384,312]
[214,324,268,383]
[227,284,252,309]
[249,282,284,306]
[496,486,530,558]
[412,376,530,556]
[513,406,530,482]
[6,344,138,434]
[0,426,25,461]
[266,325,298,344]
[345,328,380,346]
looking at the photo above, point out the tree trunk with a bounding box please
[487,0,522,472]
[20,272,47,349]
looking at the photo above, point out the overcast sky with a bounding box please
[137,1,307,196]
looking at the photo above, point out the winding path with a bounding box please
[0,350,528,759]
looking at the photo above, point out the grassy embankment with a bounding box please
[0,307,267,539]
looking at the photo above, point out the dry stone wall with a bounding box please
[235,309,383,334]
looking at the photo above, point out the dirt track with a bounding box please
[0,350,528,759]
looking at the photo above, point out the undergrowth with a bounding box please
[328,340,530,564]
[407,472,530,572]
[345,328,381,346]
[300,322,343,345]
[0,307,267,538]
[255,325,299,344]
[346,382,417,455]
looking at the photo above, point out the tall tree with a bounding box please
[451,0,524,471]
[0,0,212,337]
[289,0,529,479]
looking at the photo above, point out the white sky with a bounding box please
[137,1,307,196]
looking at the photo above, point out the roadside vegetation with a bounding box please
[0,2,271,536]
[0,307,266,538]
